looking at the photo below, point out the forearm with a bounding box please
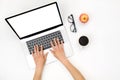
[33,67,43,80]
[61,59,85,80]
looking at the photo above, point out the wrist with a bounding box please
[35,67,43,76]
[60,58,69,64]
[36,65,44,71]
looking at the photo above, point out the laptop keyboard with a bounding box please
[26,31,64,54]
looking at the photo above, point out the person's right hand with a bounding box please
[50,38,67,62]
[50,39,85,80]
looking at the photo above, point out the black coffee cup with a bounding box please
[79,36,89,46]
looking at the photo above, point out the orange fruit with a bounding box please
[79,13,89,23]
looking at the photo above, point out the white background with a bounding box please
[0,0,120,80]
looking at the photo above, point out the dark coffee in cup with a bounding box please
[79,36,89,46]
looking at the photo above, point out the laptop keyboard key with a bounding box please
[26,31,64,54]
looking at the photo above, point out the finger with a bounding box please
[60,41,65,51]
[60,41,64,47]
[54,38,57,46]
[57,38,60,46]
[61,41,64,46]
[34,45,37,54]
[36,45,39,55]
[40,45,44,55]
[50,41,55,49]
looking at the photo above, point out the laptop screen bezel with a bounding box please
[5,2,63,40]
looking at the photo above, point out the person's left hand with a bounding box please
[32,45,48,69]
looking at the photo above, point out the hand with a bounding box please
[50,38,67,62]
[50,39,85,80]
[32,45,48,69]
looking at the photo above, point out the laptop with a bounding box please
[5,2,73,68]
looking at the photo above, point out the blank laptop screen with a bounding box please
[6,2,63,39]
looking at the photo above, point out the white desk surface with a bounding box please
[0,0,120,80]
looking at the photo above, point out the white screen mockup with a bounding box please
[7,3,62,38]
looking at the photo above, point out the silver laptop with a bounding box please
[5,2,73,69]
